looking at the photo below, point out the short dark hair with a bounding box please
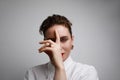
[39,14,72,37]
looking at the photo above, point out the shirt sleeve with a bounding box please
[24,68,36,80]
[73,65,99,80]
[80,66,99,80]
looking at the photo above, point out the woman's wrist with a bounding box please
[54,65,67,80]
[54,62,65,70]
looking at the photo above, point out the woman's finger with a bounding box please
[39,39,55,45]
[55,30,60,44]
[39,39,55,53]
[38,44,47,53]
[39,46,53,53]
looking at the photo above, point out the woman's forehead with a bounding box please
[45,25,70,38]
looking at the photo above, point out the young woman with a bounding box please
[24,14,99,80]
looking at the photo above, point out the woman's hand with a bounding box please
[38,29,67,80]
[38,30,63,69]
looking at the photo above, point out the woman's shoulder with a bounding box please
[25,63,49,76]
[24,63,49,80]
[75,62,96,70]
[29,62,49,72]
[72,62,98,79]
[74,62,97,73]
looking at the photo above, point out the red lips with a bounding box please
[61,53,64,56]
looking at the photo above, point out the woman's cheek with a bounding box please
[65,42,72,50]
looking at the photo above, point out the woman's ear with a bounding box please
[71,35,74,49]
[72,35,74,39]
[71,35,74,43]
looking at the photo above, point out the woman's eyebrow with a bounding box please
[45,38,55,40]
[60,36,68,39]
[45,36,68,41]
[46,36,68,39]
[45,38,56,42]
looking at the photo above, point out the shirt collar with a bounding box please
[46,56,74,79]
[64,56,73,71]
[48,55,73,71]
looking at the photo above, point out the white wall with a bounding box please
[0,0,120,80]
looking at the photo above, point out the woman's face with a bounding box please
[44,25,74,61]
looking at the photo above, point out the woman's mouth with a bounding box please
[61,53,64,56]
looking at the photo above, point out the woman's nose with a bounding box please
[60,43,64,50]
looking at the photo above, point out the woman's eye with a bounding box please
[48,38,56,42]
[51,39,56,42]
[60,37,68,42]
[45,38,56,42]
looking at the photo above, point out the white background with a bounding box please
[0,0,120,80]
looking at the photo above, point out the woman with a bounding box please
[24,14,99,80]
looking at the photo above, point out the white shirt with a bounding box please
[24,56,99,80]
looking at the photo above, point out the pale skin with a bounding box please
[39,25,74,80]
